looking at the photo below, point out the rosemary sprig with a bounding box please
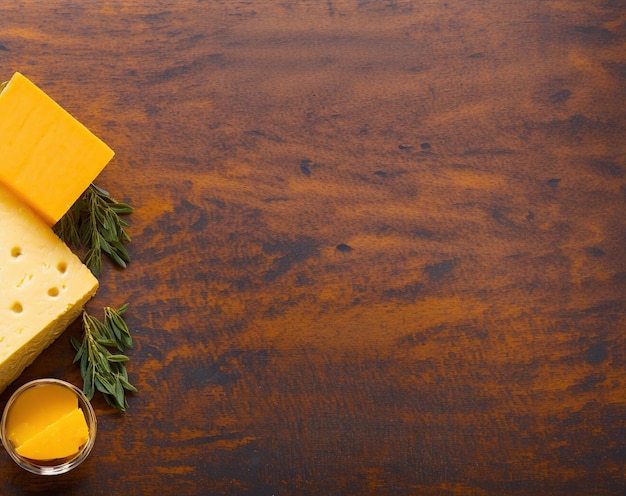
[54,183,133,277]
[72,305,137,411]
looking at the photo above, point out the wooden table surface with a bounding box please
[1,1,625,494]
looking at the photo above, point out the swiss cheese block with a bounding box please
[0,183,98,393]
[0,72,114,226]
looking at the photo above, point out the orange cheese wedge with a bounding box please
[5,383,79,448]
[0,72,114,225]
[15,408,89,461]
[6,382,90,461]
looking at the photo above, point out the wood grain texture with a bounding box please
[0,0,625,494]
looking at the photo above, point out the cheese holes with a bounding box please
[57,261,67,274]
[11,246,22,258]
[11,302,23,313]
[48,287,60,297]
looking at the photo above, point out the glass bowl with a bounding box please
[0,378,97,475]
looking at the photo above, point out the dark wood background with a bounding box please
[1,1,624,494]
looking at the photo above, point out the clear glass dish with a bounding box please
[0,378,97,475]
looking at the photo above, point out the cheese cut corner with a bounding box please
[0,71,114,225]
[0,183,98,394]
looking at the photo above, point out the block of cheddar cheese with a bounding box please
[0,72,114,226]
[6,383,89,460]
[6,383,80,448]
[16,408,89,460]
[0,183,98,393]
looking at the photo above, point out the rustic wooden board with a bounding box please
[0,1,624,494]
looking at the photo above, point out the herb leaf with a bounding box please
[73,306,136,411]
[54,184,133,277]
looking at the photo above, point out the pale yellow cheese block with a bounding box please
[0,183,98,393]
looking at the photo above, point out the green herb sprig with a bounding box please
[72,305,137,411]
[54,183,133,277]
[57,183,136,411]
